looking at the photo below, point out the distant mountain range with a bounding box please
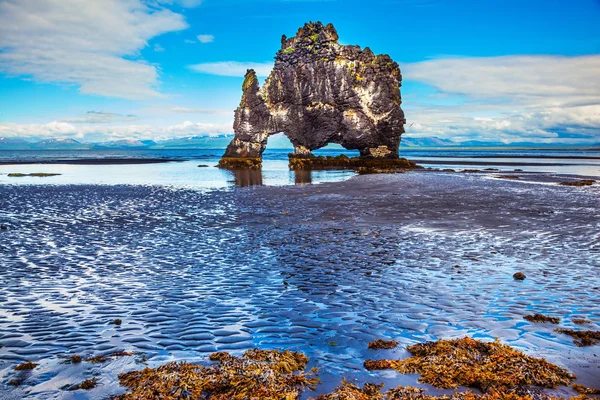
[0,135,597,150]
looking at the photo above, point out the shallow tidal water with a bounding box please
[0,171,599,399]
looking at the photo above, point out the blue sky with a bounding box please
[0,0,599,144]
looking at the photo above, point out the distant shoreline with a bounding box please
[410,159,598,167]
[0,158,186,165]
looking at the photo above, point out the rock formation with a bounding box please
[219,22,405,168]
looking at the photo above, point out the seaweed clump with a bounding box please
[363,337,575,394]
[368,339,399,350]
[555,329,600,347]
[572,319,591,325]
[559,180,595,187]
[315,380,384,399]
[524,314,560,324]
[316,381,569,400]
[14,361,38,370]
[572,384,600,395]
[116,349,318,400]
[86,350,134,363]
[62,354,82,364]
[68,378,98,391]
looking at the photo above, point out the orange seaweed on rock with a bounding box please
[363,337,575,393]
[116,349,319,400]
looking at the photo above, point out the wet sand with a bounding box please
[0,171,599,399]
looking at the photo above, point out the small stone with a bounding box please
[0,225,7,230]
[513,272,526,280]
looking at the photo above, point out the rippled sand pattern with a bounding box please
[0,172,599,398]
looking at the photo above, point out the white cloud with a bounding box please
[404,55,600,103]
[189,61,273,77]
[0,120,232,142]
[0,0,189,99]
[154,43,166,52]
[196,34,215,43]
[403,55,600,143]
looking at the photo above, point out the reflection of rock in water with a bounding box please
[294,170,312,185]
[232,169,263,187]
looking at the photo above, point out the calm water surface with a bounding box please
[0,148,598,188]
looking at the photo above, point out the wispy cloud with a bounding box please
[169,107,231,115]
[189,61,273,77]
[0,0,189,99]
[61,111,139,124]
[155,0,203,8]
[403,55,600,144]
[196,34,215,43]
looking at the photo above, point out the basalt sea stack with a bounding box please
[219,22,406,169]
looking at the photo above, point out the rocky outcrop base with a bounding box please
[289,154,419,172]
[217,158,262,170]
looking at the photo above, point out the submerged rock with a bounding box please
[220,21,405,168]
[513,272,526,280]
[7,172,61,177]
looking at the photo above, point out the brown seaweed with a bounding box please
[572,319,591,325]
[555,329,600,347]
[559,180,595,187]
[14,361,38,370]
[116,349,319,400]
[524,314,560,324]
[68,378,98,391]
[315,380,573,400]
[363,337,575,393]
[572,384,600,395]
[368,339,399,350]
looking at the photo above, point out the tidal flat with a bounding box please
[0,171,599,399]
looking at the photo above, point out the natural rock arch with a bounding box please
[220,22,405,167]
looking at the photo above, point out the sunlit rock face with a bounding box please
[222,22,405,161]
